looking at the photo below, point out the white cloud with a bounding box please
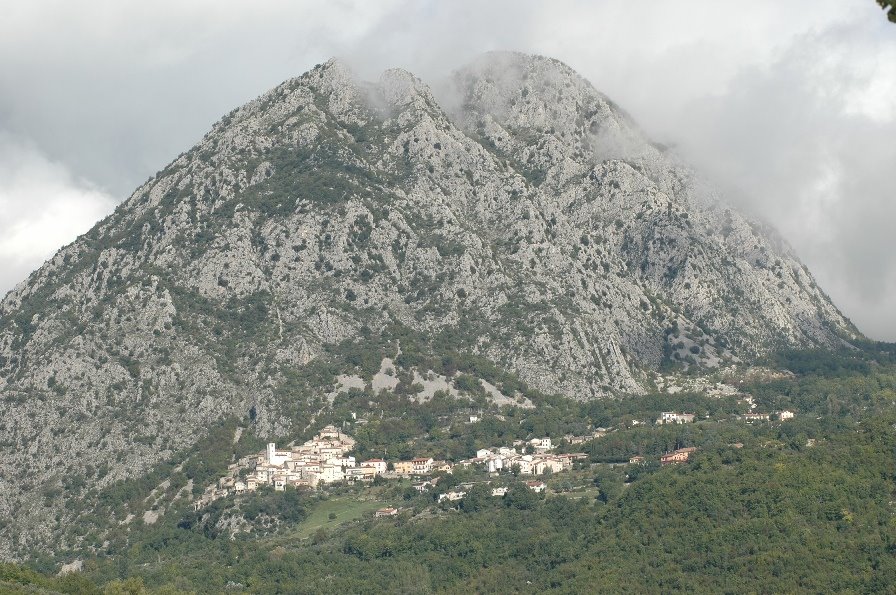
[0,133,116,291]
[657,14,896,341]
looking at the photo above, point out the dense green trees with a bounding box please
[592,467,624,502]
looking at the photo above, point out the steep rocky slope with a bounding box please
[0,52,856,557]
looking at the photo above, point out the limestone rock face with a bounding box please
[0,52,857,557]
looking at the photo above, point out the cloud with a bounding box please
[0,0,893,339]
[0,133,116,291]
[0,1,404,197]
[664,16,896,340]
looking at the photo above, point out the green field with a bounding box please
[279,496,388,541]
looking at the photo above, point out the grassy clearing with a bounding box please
[561,486,601,500]
[280,496,388,541]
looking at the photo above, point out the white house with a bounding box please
[657,412,695,425]
[534,457,564,475]
[326,455,356,468]
[318,464,344,484]
[345,467,376,482]
[438,490,467,502]
[273,474,288,491]
[526,481,546,493]
[529,437,553,452]
[516,455,536,475]
[254,467,272,483]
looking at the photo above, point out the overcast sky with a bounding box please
[1,0,894,340]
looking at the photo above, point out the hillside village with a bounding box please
[199,425,590,508]
[198,405,797,509]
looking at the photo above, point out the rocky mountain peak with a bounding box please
[0,52,859,558]
[454,54,628,137]
[379,67,437,110]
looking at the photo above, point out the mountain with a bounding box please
[0,52,857,558]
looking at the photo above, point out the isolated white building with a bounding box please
[438,490,466,502]
[526,481,546,493]
[657,412,695,425]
